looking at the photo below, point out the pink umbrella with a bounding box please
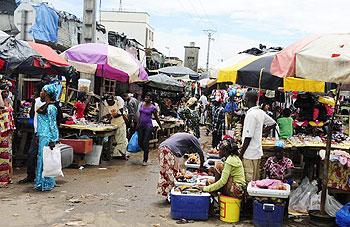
[270,33,350,83]
[62,43,148,83]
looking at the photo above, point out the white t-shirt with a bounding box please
[199,95,208,107]
[242,106,276,160]
[34,97,45,133]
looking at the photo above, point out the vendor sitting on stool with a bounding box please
[202,139,246,199]
[263,141,294,185]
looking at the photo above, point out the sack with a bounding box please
[336,203,350,227]
[43,146,64,177]
[127,132,141,153]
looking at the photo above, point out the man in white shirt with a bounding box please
[101,95,128,159]
[240,90,276,182]
[19,87,45,184]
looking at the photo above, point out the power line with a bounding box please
[195,0,217,31]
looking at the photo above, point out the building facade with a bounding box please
[101,11,154,63]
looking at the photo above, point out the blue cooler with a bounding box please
[253,200,285,227]
[170,188,210,220]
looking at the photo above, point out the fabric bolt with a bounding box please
[30,3,59,43]
[0,107,14,186]
[243,158,261,182]
[157,146,180,196]
[204,155,246,198]
[159,133,202,158]
[138,127,153,162]
[277,117,293,139]
[242,106,276,160]
[264,157,294,180]
[35,105,59,191]
[328,161,350,192]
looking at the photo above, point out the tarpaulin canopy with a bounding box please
[145,73,184,92]
[0,36,71,75]
[62,43,148,83]
[159,66,199,79]
[271,33,350,84]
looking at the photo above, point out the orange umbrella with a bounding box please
[28,42,69,67]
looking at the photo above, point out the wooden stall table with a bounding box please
[59,123,118,164]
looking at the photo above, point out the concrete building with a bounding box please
[184,42,200,72]
[101,11,154,63]
[164,57,183,67]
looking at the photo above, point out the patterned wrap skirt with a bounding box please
[157,146,180,197]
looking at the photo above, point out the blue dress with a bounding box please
[35,104,59,191]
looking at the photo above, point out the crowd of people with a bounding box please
[5,80,297,202]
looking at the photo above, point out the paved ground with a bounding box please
[0,130,310,227]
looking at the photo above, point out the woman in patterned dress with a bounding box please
[34,84,59,191]
[0,89,14,186]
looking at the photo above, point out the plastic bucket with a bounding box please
[78,79,91,92]
[85,145,103,165]
[219,195,241,223]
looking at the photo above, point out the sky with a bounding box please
[47,0,350,69]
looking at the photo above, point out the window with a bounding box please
[102,78,117,95]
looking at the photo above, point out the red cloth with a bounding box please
[75,101,86,119]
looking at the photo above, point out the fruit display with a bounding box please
[187,154,200,164]
[175,171,197,183]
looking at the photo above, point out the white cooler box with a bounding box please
[247,182,291,199]
[56,144,73,168]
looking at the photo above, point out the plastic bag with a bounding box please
[326,194,343,217]
[309,192,321,211]
[127,132,141,153]
[43,146,64,177]
[336,203,350,227]
[288,177,318,213]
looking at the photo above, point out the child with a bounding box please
[277,108,293,139]
[74,93,86,119]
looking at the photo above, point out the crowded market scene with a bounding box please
[0,0,350,226]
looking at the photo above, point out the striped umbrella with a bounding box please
[270,33,350,83]
[62,43,148,83]
[217,52,327,92]
[217,53,282,90]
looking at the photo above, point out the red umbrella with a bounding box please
[28,42,69,67]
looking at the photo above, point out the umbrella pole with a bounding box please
[320,83,341,215]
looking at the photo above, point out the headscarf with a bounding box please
[275,140,285,149]
[43,83,59,101]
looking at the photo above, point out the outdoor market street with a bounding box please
[0,130,306,227]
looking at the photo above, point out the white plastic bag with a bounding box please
[309,192,321,211]
[43,146,64,177]
[326,194,343,217]
[289,177,318,213]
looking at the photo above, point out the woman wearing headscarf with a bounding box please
[34,84,60,191]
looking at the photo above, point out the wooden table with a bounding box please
[59,124,118,163]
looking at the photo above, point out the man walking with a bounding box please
[240,90,276,182]
[19,83,45,183]
[122,93,139,138]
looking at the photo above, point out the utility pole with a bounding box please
[119,0,123,11]
[82,0,97,44]
[203,29,216,72]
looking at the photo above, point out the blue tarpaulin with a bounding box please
[29,3,58,43]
